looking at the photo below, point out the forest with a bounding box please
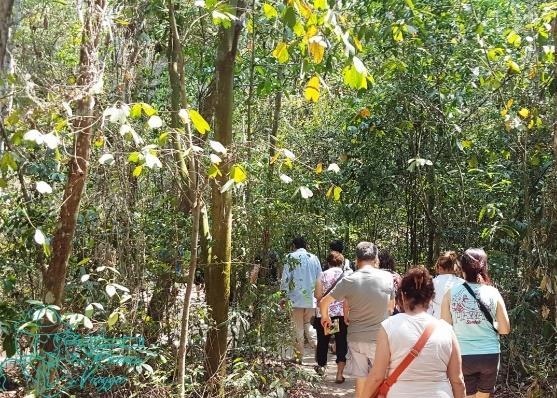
[0,0,556,397]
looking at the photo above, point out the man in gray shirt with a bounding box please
[319,241,394,398]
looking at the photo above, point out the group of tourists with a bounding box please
[280,237,510,398]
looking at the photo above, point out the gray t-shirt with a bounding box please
[330,267,394,343]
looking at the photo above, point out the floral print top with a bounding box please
[317,267,345,318]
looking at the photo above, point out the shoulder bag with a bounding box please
[311,270,345,328]
[371,321,438,398]
[462,282,498,333]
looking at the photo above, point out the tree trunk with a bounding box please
[43,0,107,307]
[0,0,14,70]
[166,1,203,396]
[204,3,243,395]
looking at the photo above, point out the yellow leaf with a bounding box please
[315,162,323,174]
[359,108,371,118]
[295,0,312,19]
[293,22,305,37]
[507,59,521,74]
[270,152,280,164]
[263,3,278,19]
[506,99,514,109]
[304,25,318,42]
[304,76,320,102]
[326,185,334,198]
[272,42,289,64]
[231,164,247,183]
[283,158,293,169]
[353,36,363,51]
[308,36,327,64]
[333,186,342,201]
[141,102,157,117]
[314,0,327,10]
[188,109,210,134]
[518,108,529,118]
[132,165,143,177]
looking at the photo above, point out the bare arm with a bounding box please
[314,274,323,300]
[440,291,453,325]
[387,297,395,315]
[362,327,390,397]
[319,294,335,327]
[495,295,511,335]
[343,300,350,325]
[447,331,466,398]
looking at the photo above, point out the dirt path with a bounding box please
[301,346,355,398]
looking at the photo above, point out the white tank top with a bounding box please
[381,312,454,397]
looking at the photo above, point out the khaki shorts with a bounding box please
[345,341,376,378]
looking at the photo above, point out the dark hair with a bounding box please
[378,249,395,271]
[329,240,344,253]
[292,236,307,249]
[399,267,435,311]
[327,251,344,268]
[436,251,459,272]
[355,241,378,262]
[460,248,491,284]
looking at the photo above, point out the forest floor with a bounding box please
[298,346,355,398]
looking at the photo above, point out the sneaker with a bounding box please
[313,365,326,376]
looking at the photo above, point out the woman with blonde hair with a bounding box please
[429,251,464,318]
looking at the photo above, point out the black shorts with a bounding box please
[461,353,500,395]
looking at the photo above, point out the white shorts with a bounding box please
[345,341,376,378]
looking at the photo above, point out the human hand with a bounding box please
[344,315,350,326]
[321,316,331,329]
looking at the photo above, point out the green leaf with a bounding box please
[77,257,90,266]
[128,152,142,163]
[189,109,210,134]
[333,186,342,201]
[107,311,119,327]
[283,6,297,28]
[487,48,504,61]
[507,59,521,74]
[343,61,368,90]
[263,3,278,19]
[506,30,521,47]
[208,164,222,178]
[230,164,247,183]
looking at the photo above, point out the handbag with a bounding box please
[370,321,438,398]
[462,282,498,333]
[311,270,345,328]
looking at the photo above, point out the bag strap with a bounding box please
[381,321,438,390]
[462,282,497,333]
[321,270,345,299]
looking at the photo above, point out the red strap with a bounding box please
[381,321,439,390]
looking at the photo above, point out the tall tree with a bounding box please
[0,0,14,70]
[42,0,107,307]
[204,1,244,395]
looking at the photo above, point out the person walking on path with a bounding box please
[330,239,354,273]
[362,267,466,398]
[280,236,322,362]
[314,251,348,383]
[428,251,464,319]
[378,249,402,314]
[441,248,511,398]
[319,241,394,398]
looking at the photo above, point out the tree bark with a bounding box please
[166,1,203,396]
[0,0,14,70]
[204,3,243,395]
[43,0,107,307]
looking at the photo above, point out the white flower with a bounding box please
[98,153,115,165]
[327,163,340,173]
[144,153,162,169]
[282,149,296,160]
[147,115,163,129]
[23,129,44,144]
[42,133,60,149]
[178,109,189,124]
[279,174,292,184]
[299,186,313,199]
[36,181,53,194]
[209,140,227,154]
[34,229,46,245]
[210,154,222,164]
